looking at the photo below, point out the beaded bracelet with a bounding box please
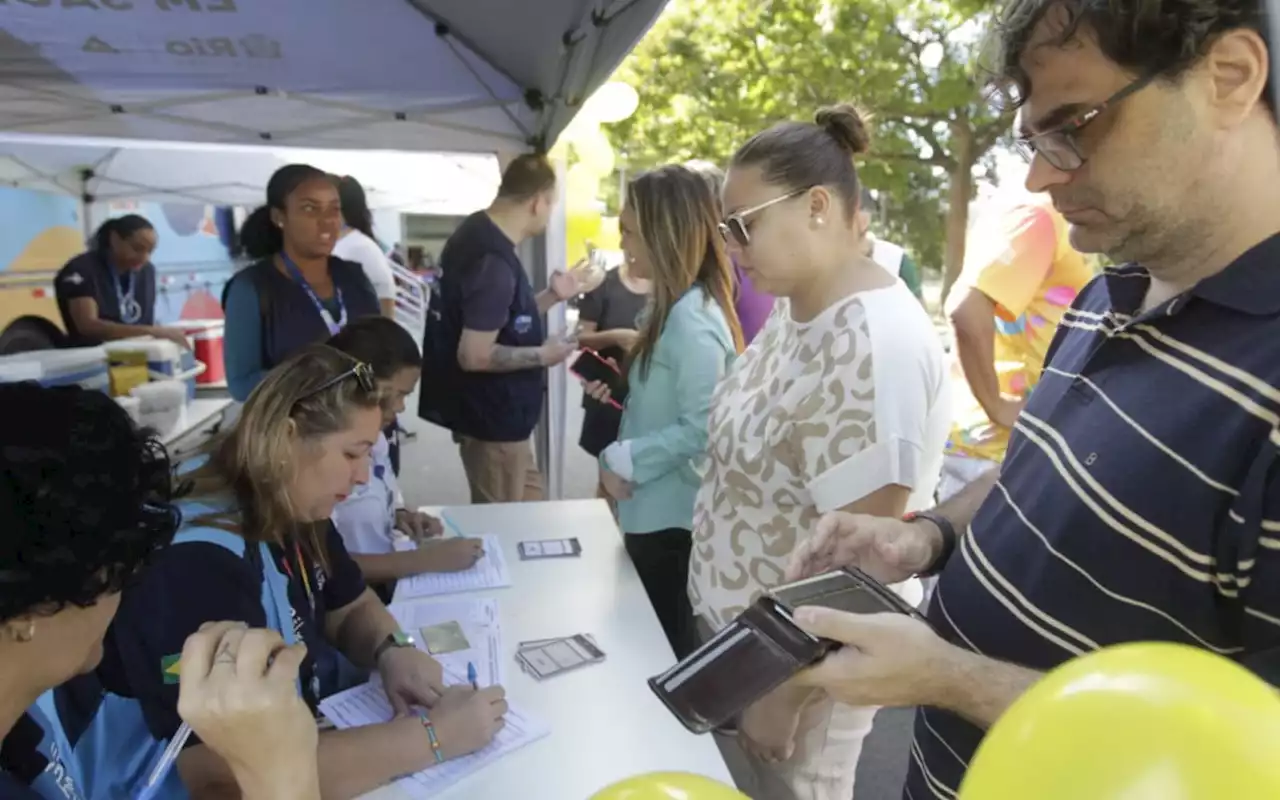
[416,710,445,764]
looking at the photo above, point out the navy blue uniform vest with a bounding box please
[223,257,380,371]
[419,212,544,442]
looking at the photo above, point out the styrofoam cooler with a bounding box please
[104,338,203,402]
[0,347,109,391]
[180,319,226,385]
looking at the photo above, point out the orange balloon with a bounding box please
[589,772,748,800]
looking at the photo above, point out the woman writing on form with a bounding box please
[328,317,485,602]
[97,347,507,800]
[584,165,744,660]
[690,105,949,800]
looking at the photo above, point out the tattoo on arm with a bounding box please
[488,345,543,372]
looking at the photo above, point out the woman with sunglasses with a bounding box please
[327,318,485,602]
[584,165,743,659]
[688,105,950,800]
[96,347,507,799]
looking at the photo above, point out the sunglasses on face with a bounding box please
[295,361,376,406]
[718,186,812,247]
[1014,72,1157,172]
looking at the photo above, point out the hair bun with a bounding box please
[815,103,872,155]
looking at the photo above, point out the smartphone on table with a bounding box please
[570,348,624,409]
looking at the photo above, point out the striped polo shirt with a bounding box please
[905,233,1280,799]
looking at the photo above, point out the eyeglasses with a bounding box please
[296,361,376,406]
[1014,73,1157,172]
[719,186,812,247]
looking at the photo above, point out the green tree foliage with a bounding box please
[607,0,1013,297]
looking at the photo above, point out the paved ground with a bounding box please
[396,378,915,799]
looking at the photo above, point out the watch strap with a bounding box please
[903,510,957,578]
[373,632,414,663]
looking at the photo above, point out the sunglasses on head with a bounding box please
[295,361,376,406]
[718,186,812,247]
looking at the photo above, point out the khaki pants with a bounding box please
[455,435,544,504]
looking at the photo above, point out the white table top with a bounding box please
[366,500,732,800]
[161,397,233,445]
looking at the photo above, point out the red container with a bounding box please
[181,320,226,385]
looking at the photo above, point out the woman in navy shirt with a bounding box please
[54,214,191,349]
[222,165,380,401]
[98,346,507,799]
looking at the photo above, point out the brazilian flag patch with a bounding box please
[161,654,181,685]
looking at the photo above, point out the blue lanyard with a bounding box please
[280,252,346,335]
[113,262,142,324]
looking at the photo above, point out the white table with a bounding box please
[162,398,233,448]
[367,500,732,799]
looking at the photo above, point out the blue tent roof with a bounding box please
[0,0,666,153]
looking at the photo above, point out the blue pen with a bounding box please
[136,721,193,800]
[467,661,479,690]
[440,510,464,539]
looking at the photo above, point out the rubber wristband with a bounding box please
[416,710,445,764]
[902,510,957,578]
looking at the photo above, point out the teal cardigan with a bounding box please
[603,286,737,535]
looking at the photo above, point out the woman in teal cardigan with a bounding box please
[583,165,744,659]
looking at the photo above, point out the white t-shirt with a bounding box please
[332,433,405,555]
[689,282,950,628]
[332,229,396,301]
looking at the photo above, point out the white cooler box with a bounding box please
[103,338,204,401]
[0,347,110,391]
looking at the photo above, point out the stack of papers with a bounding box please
[393,534,511,601]
[389,598,505,688]
[319,679,550,798]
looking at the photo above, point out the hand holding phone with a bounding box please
[570,348,624,409]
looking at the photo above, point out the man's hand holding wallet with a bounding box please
[648,566,934,735]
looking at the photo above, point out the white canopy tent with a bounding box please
[0,0,670,499]
[0,133,502,235]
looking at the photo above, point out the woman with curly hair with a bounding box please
[0,384,321,800]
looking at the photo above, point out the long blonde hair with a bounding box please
[186,345,382,566]
[625,165,744,379]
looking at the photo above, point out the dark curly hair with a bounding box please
[0,383,181,623]
[987,0,1272,110]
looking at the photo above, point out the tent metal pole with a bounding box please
[79,168,93,244]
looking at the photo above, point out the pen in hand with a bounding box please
[467,661,479,691]
[136,721,193,800]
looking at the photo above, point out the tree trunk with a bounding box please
[940,121,976,307]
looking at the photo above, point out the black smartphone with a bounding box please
[569,348,624,398]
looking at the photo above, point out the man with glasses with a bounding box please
[779,2,1280,797]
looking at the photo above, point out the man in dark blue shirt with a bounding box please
[420,154,584,504]
[778,3,1280,797]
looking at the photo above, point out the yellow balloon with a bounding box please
[585,81,640,124]
[960,643,1280,800]
[574,127,616,177]
[590,772,748,800]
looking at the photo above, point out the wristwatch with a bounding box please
[373,632,416,663]
[902,510,957,578]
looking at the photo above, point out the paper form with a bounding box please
[392,534,511,601]
[388,598,505,688]
[319,679,549,798]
